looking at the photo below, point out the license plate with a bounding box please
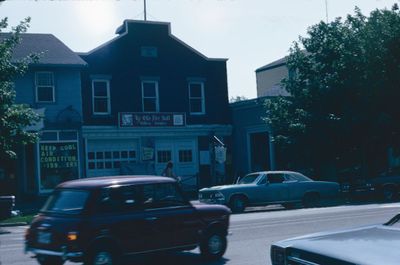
[37,231,51,244]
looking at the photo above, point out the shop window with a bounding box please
[35,72,55,103]
[142,81,159,112]
[157,150,171,163]
[88,149,137,171]
[179,150,193,163]
[41,131,58,141]
[39,142,79,191]
[92,80,110,115]
[59,131,78,141]
[88,162,95,169]
[189,82,205,114]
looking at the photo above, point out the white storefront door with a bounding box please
[155,139,198,178]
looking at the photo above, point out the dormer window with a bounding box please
[141,46,158,58]
[92,79,111,115]
[35,72,55,103]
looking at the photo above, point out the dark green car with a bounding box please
[199,171,340,213]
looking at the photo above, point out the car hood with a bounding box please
[200,184,252,191]
[274,225,400,265]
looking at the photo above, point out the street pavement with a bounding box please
[1,203,399,265]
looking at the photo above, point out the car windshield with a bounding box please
[238,173,260,184]
[41,189,90,215]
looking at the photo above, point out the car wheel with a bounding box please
[282,202,298,209]
[36,255,64,265]
[302,193,320,208]
[229,196,247,213]
[200,232,227,260]
[383,186,397,202]
[85,245,119,265]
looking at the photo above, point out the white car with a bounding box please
[271,213,400,265]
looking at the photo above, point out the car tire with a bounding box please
[37,255,64,265]
[85,245,120,265]
[382,186,397,202]
[282,202,298,209]
[229,196,247,213]
[302,193,320,208]
[200,232,227,260]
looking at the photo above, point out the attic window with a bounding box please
[141,46,158,58]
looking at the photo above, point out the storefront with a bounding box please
[82,112,231,188]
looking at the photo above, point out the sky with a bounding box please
[1,0,399,99]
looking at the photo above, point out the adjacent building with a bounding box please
[0,33,87,196]
[255,56,290,97]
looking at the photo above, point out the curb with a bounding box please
[0,222,28,227]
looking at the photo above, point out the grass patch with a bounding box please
[0,214,36,224]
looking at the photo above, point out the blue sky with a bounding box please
[1,0,398,99]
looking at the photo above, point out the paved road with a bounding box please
[1,203,399,265]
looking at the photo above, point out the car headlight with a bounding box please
[213,192,225,200]
[271,246,286,265]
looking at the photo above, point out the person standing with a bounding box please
[162,161,180,181]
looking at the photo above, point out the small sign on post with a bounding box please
[215,146,226,164]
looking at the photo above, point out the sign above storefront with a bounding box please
[119,112,186,127]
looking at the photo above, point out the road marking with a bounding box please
[230,211,397,231]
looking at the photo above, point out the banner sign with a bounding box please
[119,112,186,127]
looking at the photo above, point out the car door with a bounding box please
[256,173,289,203]
[141,183,203,250]
[91,185,154,254]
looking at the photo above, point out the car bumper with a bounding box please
[199,199,226,205]
[25,246,83,260]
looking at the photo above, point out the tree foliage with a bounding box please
[264,5,400,177]
[0,17,40,160]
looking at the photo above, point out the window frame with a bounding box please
[141,80,159,113]
[35,72,55,103]
[188,81,205,115]
[92,79,111,115]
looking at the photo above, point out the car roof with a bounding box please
[56,175,175,190]
[248,171,300,175]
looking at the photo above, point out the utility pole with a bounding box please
[144,0,147,21]
[325,0,329,23]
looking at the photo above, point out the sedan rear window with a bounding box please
[238,173,260,184]
[41,189,90,215]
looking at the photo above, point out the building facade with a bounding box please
[0,33,87,196]
[79,20,231,188]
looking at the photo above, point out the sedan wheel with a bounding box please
[383,187,397,202]
[303,193,320,208]
[229,196,246,213]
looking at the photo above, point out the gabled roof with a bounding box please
[0,33,87,67]
[255,56,287,73]
[80,19,227,62]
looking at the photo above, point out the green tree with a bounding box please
[0,17,40,160]
[265,5,400,178]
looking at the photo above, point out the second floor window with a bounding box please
[35,72,55,103]
[142,81,159,112]
[92,80,110,115]
[189,82,205,114]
